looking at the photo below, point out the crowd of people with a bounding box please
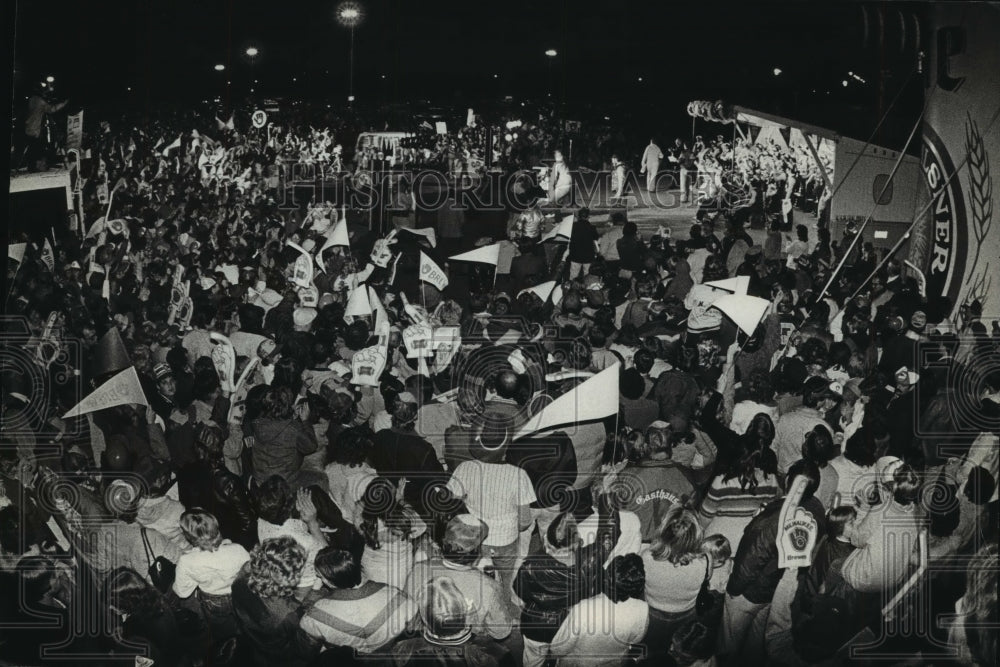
[3,100,999,667]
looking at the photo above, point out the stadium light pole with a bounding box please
[245,47,259,98]
[545,49,557,98]
[337,2,365,105]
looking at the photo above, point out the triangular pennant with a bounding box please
[228,331,269,359]
[710,294,771,335]
[704,276,750,295]
[344,285,373,318]
[540,214,575,242]
[316,217,350,270]
[162,135,181,157]
[513,363,621,440]
[94,327,132,376]
[63,367,148,419]
[39,239,55,272]
[419,251,449,291]
[450,243,500,266]
[8,243,26,264]
[517,281,557,303]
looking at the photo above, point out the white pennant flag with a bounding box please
[710,294,771,335]
[518,280,557,302]
[513,363,620,440]
[344,285,373,318]
[704,276,751,295]
[450,243,500,266]
[161,135,181,157]
[8,243,26,264]
[419,251,449,290]
[315,215,350,272]
[63,367,148,419]
[541,214,575,242]
[39,239,55,272]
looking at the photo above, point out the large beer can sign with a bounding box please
[910,4,1000,319]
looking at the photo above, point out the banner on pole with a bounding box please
[66,112,83,151]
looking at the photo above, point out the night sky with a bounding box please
[11,1,927,145]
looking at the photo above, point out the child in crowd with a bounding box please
[810,505,857,591]
[173,509,251,643]
[701,534,732,594]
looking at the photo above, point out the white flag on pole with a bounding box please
[517,280,557,302]
[63,367,148,419]
[419,251,449,290]
[161,135,181,157]
[450,243,500,266]
[40,239,55,272]
[344,285,373,318]
[513,363,620,440]
[8,243,26,264]
[541,214,575,242]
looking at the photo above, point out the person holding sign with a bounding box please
[717,460,824,666]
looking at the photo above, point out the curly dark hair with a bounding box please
[326,426,374,468]
[606,554,645,602]
[247,537,306,598]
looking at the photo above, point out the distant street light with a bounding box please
[545,49,557,97]
[46,75,54,83]
[842,79,849,87]
[214,64,226,71]
[246,47,259,57]
[773,67,782,76]
[336,2,365,104]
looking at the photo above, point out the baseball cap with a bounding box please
[152,363,173,382]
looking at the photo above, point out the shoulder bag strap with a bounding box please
[140,526,155,566]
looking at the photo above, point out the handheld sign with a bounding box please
[252,110,268,129]
[776,475,819,569]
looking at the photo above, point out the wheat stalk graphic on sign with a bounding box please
[961,112,994,310]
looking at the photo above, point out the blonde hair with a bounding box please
[650,506,703,565]
[179,509,223,551]
[419,577,470,638]
[701,534,732,566]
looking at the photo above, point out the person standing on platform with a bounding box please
[641,139,663,193]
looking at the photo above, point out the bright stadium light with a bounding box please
[842,79,849,87]
[336,2,364,27]
[336,2,365,104]
[773,68,782,76]
[246,47,259,57]
[215,64,226,71]
[46,75,54,83]
[545,49,557,57]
